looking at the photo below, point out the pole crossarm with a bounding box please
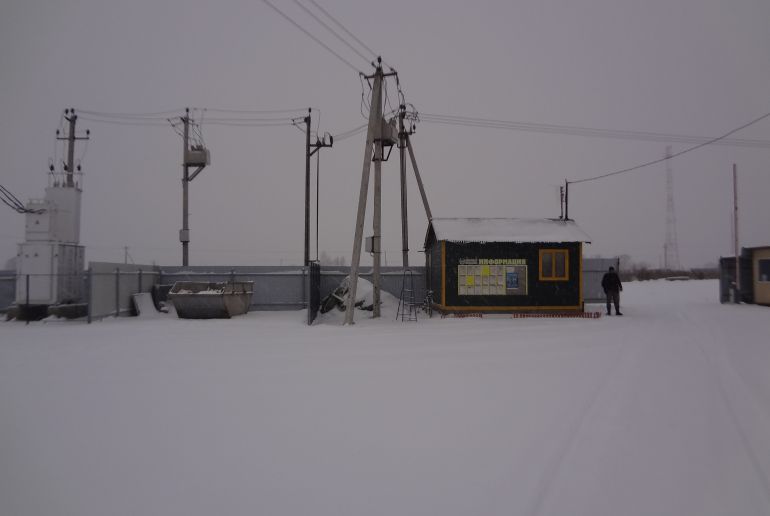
[188,166,205,181]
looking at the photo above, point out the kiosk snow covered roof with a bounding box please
[425,218,592,313]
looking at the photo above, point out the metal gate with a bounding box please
[307,261,321,325]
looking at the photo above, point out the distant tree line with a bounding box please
[319,251,346,266]
[616,254,719,281]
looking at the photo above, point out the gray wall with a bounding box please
[88,262,158,320]
[0,270,14,312]
[157,266,427,311]
[159,266,309,311]
[583,257,620,303]
[4,258,614,317]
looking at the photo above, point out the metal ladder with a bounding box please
[397,269,418,322]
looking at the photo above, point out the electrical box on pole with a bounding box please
[178,108,211,266]
[185,146,211,168]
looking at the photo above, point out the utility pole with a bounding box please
[399,104,409,268]
[308,130,333,264]
[560,186,565,219]
[372,119,383,317]
[304,109,311,266]
[733,163,740,303]
[405,135,432,221]
[57,109,90,188]
[564,180,570,220]
[345,62,431,324]
[345,60,388,325]
[178,107,210,267]
[303,109,333,265]
[182,111,190,266]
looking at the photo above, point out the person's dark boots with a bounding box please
[616,312,623,316]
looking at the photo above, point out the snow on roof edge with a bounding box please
[429,217,592,244]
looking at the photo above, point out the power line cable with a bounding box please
[81,114,296,129]
[306,0,378,59]
[0,185,27,208]
[420,112,770,148]
[260,0,363,74]
[203,107,309,115]
[204,120,296,127]
[333,122,368,141]
[201,115,298,123]
[1,184,44,214]
[291,0,371,64]
[79,116,171,127]
[571,110,770,185]
[77,109,184,120]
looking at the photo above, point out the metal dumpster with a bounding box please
[168,281,254,319]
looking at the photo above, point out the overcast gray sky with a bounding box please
[2,0,769,269]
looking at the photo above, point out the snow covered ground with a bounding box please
[1,279,769,516]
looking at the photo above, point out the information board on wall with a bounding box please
[457,258,528,296]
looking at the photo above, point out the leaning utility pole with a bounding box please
[405,134,433,221]
[345,60,388,325]
[345,63,432,324]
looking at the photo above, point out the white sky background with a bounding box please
[1,0,768,269]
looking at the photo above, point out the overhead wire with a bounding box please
[259,0,364,74]
[204,120,297,127]
[76,109,184,121]
[290,0,371,64]
[79,115,171,127]
[1,184,44,214]
[332,108,398,143]
[570,110,770,185]
[200,116,297,123]
[306,0,378,60]
[333,122,368,142]
[420,112,770,149]
[80,107,296,133]
[203,107,309,115]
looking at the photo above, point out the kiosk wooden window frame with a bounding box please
[758,259,770,282]
[539,249,569,281]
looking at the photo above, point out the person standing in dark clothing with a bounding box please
[601,266,623,315]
